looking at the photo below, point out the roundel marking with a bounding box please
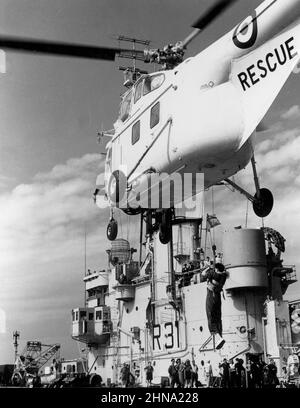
[233,11,258,49]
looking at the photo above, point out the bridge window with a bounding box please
[150,102,160,128]
[88,313,94,321]
[96,310,102,320]
[132,121,140,145]
[80,311,86,319]
[143,74,165,96]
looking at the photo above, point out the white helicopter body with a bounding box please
[103,0,300,212]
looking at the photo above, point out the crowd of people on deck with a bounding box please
[118,355,299,388]
[164,357,283,388]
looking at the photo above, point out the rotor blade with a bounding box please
[192,0,237,30]
[0,36,145,61]
[182,0,237,48]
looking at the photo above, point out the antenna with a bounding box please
[117,36,150,87]
[13,330,20,361]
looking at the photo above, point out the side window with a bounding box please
[132,121,140,145]
[150,102,160,129]
[134,80,143,103]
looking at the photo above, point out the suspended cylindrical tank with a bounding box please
[110,239,131,264]
[223,228,267,290]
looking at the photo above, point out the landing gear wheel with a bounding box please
[159,209,172,245]
[252,188,274,218]
[107,218,118,241]
[107,170,127,207]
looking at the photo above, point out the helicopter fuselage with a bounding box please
[104,0,300,210]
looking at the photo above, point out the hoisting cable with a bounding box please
[245,199,249,229]
[211,187,216,247]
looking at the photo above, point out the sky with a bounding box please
[0,0,300,365]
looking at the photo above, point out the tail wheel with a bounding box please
[159,209,172,245]
[107,218,118,241]
[253,188,274,218]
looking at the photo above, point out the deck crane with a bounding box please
[11,341,60,386]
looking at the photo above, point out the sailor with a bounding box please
[204,256,210,268]
[120,362,129,387]
[184,359,193,388]
[168,358,178,387]
[204,360,213,387]
[201,263,227,349]
[176,358,185,388]
[144,361,154,387]
[267,359,279,388]
[191,358,199,387]
[219,358,230,388]
[216,253,222,264]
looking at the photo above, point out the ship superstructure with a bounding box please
[71,206,298,387]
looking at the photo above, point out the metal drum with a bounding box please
[222,228,267,290]
[110,239,131,264]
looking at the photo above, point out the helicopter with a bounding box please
[1,0,300,244]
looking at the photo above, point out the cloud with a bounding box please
[281,105,300,120]
[0,153,107,268]
[34,153,101,182]
[0,152,113,363]
[0,174,15,191]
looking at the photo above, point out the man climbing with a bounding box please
[201,263,227,349]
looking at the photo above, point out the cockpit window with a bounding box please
[134,79,143,103]
[143,74,165,96]
[119,90,133,122]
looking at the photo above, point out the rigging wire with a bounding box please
[245,199,249,229]
[211,187,216,245]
